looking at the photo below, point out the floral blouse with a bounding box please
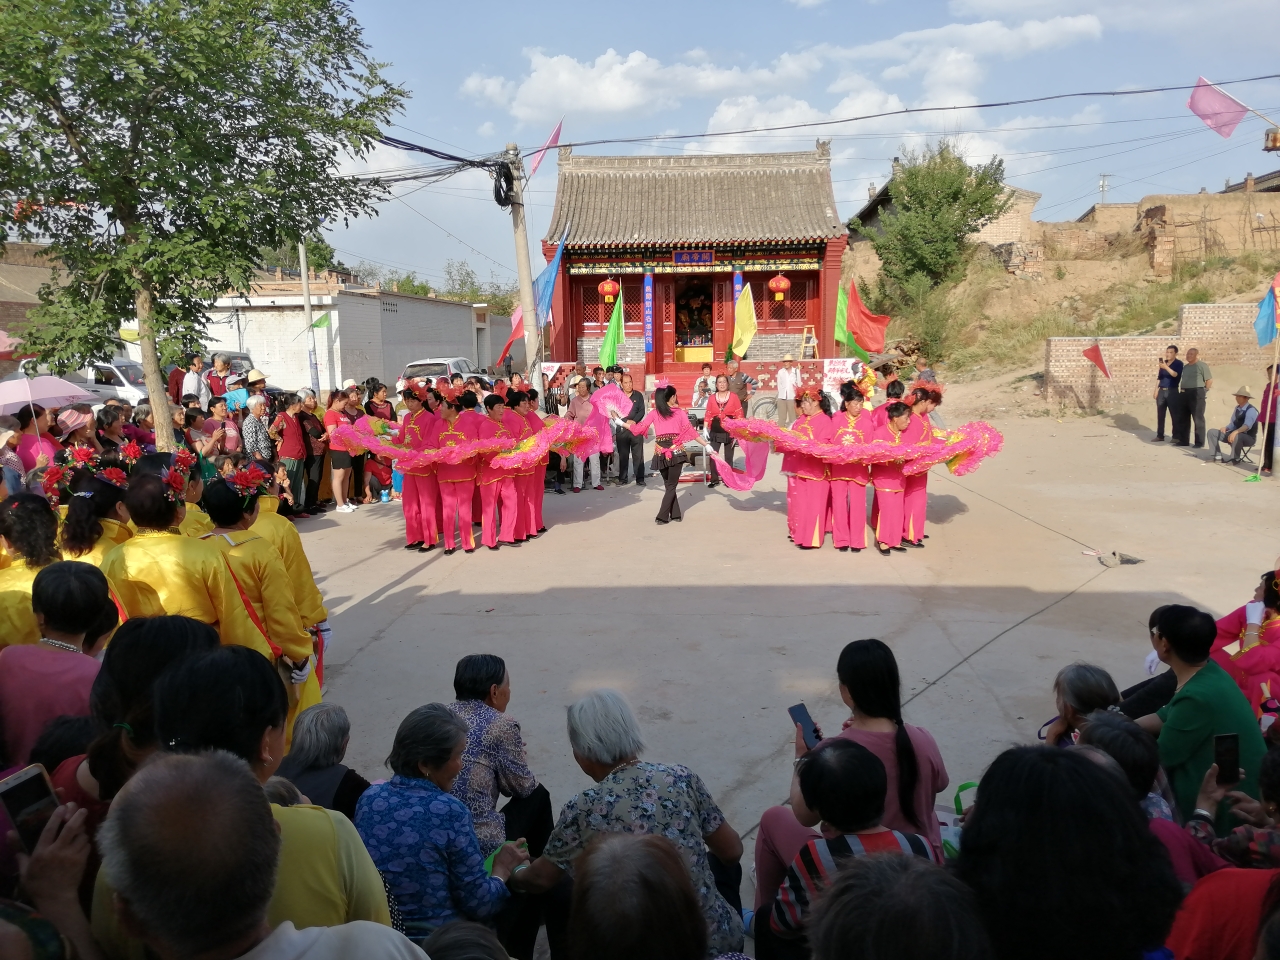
[543,761,743,957]
[354,774,509,938]
[241,413,274,461]
[448,700,539,857]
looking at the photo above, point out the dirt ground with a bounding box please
[301,386,1279,913]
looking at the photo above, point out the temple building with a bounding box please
[541,142,846,382]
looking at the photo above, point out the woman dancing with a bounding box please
[624,385,706,525]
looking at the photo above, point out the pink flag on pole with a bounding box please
[1187,77,1249,138]
[526,118,563,180]
[497,305,523,364]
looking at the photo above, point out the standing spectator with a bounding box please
[705,374,743,488]
[591,366,606,391]
[240,394,274,463]
[203,395,241,454]
[1154,345,1183,442]
[166,359,186,404]
[1207,387,1259,464]
[245,367,270,397]
[912,355,937,384]
[507,689,745,957]
[16,403,58,471]
[1261,365,1279,476]
[0,417,24,495]
[725,358,758,415]
[96,405,127,452]
[297,389,328,511]
[692,362,714,404]
[124,403,157,451]
[566,360,590,394]
[340,386,369,503]
[775,354,798,428]
[205,352,233,397]
[365,381,395,421]
[1174,346,1213,448]
[1137,603,1267,832]
[56,408,100,455]
[180,352,212,409]
[615,373,646,486]
[277,702,371,822]
[565,379,600,492]
[324,391,357,513]
[272,393,308,515]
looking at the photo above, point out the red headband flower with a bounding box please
[160,467,186,502]
[41,464,67,504]
[96,467,128,490]
[172,449,197,474]
[120,441,143,465]
[227,463,271,498]
[70,446,99,470]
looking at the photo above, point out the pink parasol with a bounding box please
[0,375,96,414]
[0,331,34,362]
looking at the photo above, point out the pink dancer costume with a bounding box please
[783,412,835,549]
[523,410,548,534]
[901,411,934,545]
[628,407,699,522]
[477,411,525,548]
[829,407,875,550]
[400,406,440,548]
[460,407,487,525]
[869,418,909,549]
[432,414,480,552]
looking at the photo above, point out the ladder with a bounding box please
[800,325,820,360]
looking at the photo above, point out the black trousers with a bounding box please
[304,454,323,507]
[1119,670,1177,719]
[657,463,682,520]
[1265,418,1276,472]
[615,428,645,482]
[1155,388,1173,439]
[495,785,569,960]
[708,432,735,483]
[1176,388,1206,446]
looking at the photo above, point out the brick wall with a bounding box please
[575,338,645,365]
[1044,303,1272,407]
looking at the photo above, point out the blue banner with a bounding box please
[533,225,569,329]
[643,273,654,354]
[733,271,743,303]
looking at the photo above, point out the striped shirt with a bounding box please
[771,830,936,935]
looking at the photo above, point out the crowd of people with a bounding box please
[5,523,1280,960]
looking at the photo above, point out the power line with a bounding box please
[393,196,517,275]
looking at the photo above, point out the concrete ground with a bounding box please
[304,393,1279,907]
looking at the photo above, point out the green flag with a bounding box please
[598,291,624,367]
[311,312,330,329]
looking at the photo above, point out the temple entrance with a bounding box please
[673,277,715,364]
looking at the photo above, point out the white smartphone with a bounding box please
[0,764,58,854]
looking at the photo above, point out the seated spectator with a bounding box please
[264,775,305,807]
[0,494,62,649]
[755,639,948,926]
[1166,868,1280,960]
[276,703,370,821]
[1118,605,1178,719]
[87,646,393,957]
[422,921,510,960]
[569,833,708,960]
[1208,387,1259,463]
[507,690,745,957]
[1042,661,1120,746]
[97,751,426,960]
[354,703,527,943]
[954,746,1183,960]
[1138,604,1267,831]
[807,856,993,960]
[1211,568,1280,716]
[0,562,114,767]
[771,739,936,938]
[448,655,548,858]
[1185,746,1280,868]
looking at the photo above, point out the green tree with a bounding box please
[1,0,404,449]
[259,236,345,274]
[851,140,1011,289]
[440,259,518,316]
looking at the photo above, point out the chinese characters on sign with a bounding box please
[672,250,715,266]
[643,274,654,354]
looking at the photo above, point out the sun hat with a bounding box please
[1233,385,1254,399]
[246,368,268,383]
[340,378,358,389]
[56,409,92,436]
[0,426,16,448]
[783,354,794,361]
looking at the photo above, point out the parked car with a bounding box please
[397,357,484,391]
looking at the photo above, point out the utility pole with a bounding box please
[505,143,540,379]
[296,241,322,394]
[1098,173,1112,206]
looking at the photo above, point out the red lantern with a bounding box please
[598,278,620,303]
[768,273,791,302]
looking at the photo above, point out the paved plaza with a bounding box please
[310,404,1279,879]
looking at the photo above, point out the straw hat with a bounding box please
[246,368,268,383]
[1233,385,1254,399]
[783,354,794,361]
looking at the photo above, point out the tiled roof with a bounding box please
[543,144,845,246]
[1221,169,1280,193]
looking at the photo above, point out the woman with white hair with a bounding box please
[277,702,371,820]
[508,689,745,956]
[240,394,275,463]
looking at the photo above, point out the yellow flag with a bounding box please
[731,282,757,358]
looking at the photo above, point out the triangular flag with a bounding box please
[311,312,330,329]
[1082,343,1111,379]
[599,290,624,367]
[1254,273,1280,347]
[526,118,563,180]
[1187,78,1249,139]
[732,283,757,358]
[846,280,888,358]
[497,305,523,365]
[533,226,568,329]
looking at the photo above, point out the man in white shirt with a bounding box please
[96,751,425,960]
[180,353,212,410]
[775,354,798,428]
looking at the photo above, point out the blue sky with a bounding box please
[331,0,1280,290]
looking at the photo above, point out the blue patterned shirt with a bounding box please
[354,775,508,938]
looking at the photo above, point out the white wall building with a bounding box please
[204,276,504,392]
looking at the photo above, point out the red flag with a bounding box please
[847,280,891,354]
[1082,343,1111,379]
[497,305,523,365]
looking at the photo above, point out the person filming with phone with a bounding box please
[1153,345,1183,442]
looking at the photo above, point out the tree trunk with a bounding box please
[134,283,174,453]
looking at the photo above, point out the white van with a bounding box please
[397,357,484,391]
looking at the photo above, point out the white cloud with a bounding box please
[476,121,495,137]
[787,0,828,7]
[946,0,1274,31]
[461,47,824,124]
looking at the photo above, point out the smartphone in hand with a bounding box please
[788,703,821,751]
[1215,733,1241,786]
[0,764,58,854]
